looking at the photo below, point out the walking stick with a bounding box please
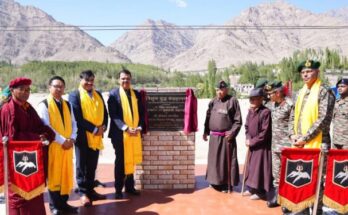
[226,140,232,193]
[313,143,329,215]
[241,146,250,196]
[2,136,9,215]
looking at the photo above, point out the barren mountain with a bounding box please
[326,7,348,22]
[110,19,197,67]
[0,0,130,64]
[164,1,348,71]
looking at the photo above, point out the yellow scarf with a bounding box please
[120,87,142,174]
[47,95,73,195]
[294,79,322,148]
[79,85,104,150]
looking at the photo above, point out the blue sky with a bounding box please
[16,0,348,45]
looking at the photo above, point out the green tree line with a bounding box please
[1,48,347,97]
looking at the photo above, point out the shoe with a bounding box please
[250,193,266,200]
[50,207,62,215]
[242,190,252,196]
[281,207,291,214]
[267,200,280,208]
[115,192,123,199]
[62,204,78,214]
[80,195,92,207]
[125,188,140,196]
[89,190,106,200]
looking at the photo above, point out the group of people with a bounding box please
[0,68,144,215]
[203,59,348,215]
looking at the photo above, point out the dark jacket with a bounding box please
[68,90,108,146]
[107,88,144,142]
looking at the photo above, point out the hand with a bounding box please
[96,126,104,136]
[126,127,138,136]
[203,134,208,141]
[39,134,47,142]
[62,139,73,150]
[290,135,300,145]
[293,139,306,148]
[245,139,250,147]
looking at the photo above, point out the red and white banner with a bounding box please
[323,149,348,214]
[8,140,45,200]
[0,144,3,193]
[278,148,321,212]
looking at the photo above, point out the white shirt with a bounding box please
[38,98,78,145]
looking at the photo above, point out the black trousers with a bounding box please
[48,190,69,210]
[75,142,99,195]
[112,138,135,193]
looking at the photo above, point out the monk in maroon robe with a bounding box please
[0,77,55,215]
[244,88,272,200]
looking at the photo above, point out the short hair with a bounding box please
[80,70,95,80]
[118,69,132,78]
[48,76,65,86]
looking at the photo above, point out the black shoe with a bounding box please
[267,200,280,208]
[89,190,106,200]
[62,204,78,214]
[50,207,62,215]
[115,192,123,199]
[125,188,140,196]
[281,207,291,214]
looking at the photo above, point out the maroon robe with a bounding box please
[204,95,242,186]
[244,105,272,192]
[0,98,55,215]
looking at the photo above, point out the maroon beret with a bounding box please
[9,77,32,88]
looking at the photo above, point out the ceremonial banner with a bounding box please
[0,144,3,193]
[8,141,45,200]
[278,148,321,212]
[323,149,348,214]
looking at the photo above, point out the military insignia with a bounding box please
[13,151,38,177]
[333,160,348,188]
[285,159,313,188]
[305,60,311,67]
[265,84,272,91]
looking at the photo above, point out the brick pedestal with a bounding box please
[135,131,195,189]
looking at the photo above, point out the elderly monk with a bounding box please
[0,77,55,215]
[203,80,242,192]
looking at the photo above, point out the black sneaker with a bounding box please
[115,192,123,199]
[125,188,141,196]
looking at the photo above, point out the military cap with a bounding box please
[336,78,348,87]
[255,78,268,89]
[265,81,283,93]
[215,80,228,89]
[9,77,32,88]
[249,88,264,98]
[297,60,321,72]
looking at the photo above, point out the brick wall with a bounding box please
[135,131,195,189]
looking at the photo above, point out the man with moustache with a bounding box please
[203,80,242,193]
[0,77,55,215]
[107,68,144,199]
[69,70,108,206]
[288,60,335,215]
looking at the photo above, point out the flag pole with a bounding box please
[313,143,329,215]
[241,147,250,196]
[2,136,9,215]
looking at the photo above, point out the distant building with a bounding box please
[229,74,253,96]
[325,69,348,86]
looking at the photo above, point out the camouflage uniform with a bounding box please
[269,97,293,187]
[289,84,335,145]
[332,96,348,149]
[288,82,335,215]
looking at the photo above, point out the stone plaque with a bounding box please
[147,92,186,131]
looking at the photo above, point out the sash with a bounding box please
[294,79,322,148]
[47,95,73,195]
[120,87,142,174]
[79,85,104,150]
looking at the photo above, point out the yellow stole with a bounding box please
[120,87,142,174]
[79,85,104,150]
[47,95,73,195]
[294,79,322,148]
